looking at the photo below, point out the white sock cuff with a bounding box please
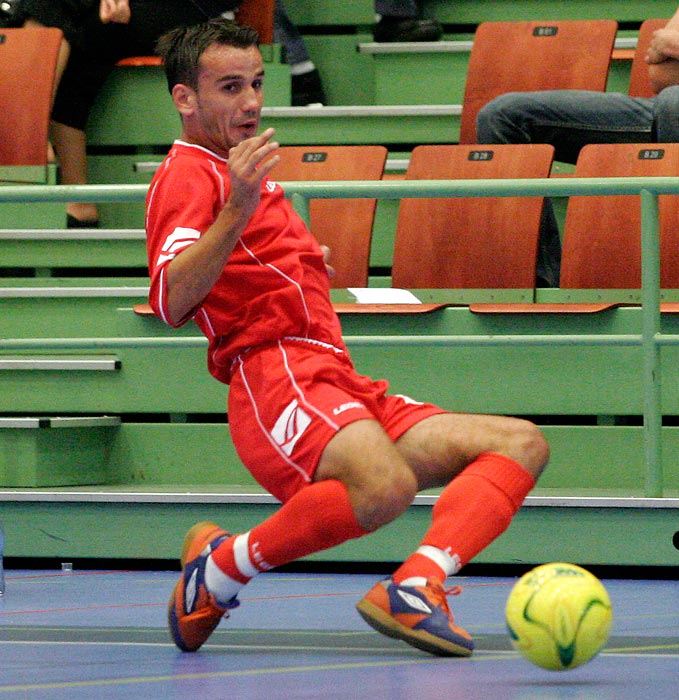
[417,545,462,576]
[205,555,245,604]
[233,532,260,578]
[398,576,428,588]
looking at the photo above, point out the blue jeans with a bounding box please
[475,87,679,286]
[375,1,420,17]
[273,0,309,65]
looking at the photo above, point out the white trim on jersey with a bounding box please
[236,354,312,483]
[235,340,343,482]
[237,237,313,338]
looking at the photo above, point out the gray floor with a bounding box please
[0,568,677,699]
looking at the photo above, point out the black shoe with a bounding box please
[67,214,99,229]
[291,69,326,106]
[373,17,443,42]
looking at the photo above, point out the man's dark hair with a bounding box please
[156,19,259,93]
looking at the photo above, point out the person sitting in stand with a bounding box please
[476,8,679,287]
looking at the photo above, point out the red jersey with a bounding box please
[145,141,347,383]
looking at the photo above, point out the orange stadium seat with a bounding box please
[0,27,63,182]
[391,144,554,289]
[236,0,275,45]
[273,145,388,288]
[471,142,679,315]
[628,18,669,98]
[560,142,679,289]
[460,19,618,144]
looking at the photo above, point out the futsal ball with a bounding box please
[505,562,612,671]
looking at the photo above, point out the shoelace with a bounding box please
[426,578,463,619]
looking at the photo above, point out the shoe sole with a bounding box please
[168,581,190,651]
[356,598,473,657]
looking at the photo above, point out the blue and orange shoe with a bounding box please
[168,521,239,652]
[356,577,474,656]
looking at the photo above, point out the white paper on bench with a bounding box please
[347,288,421,304]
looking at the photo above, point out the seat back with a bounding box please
[0,27,62,181]
[460,20,618,144]
[236,0,275,45]
[117,0,276,68]
[391,144,555,288]
[628,18,669,98]
[561,142,679,288]
[273,145,388,287]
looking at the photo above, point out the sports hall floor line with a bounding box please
[0,570,677,700]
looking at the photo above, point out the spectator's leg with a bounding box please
[652,85,679,141]
[274,0,326,105]
[49,121,99,227]
[374,0,442,42]
[476,90,656,162]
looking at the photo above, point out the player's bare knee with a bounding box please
[357,468,418,531]
[512,419,550,478]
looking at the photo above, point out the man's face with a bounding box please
[188,43,265,156]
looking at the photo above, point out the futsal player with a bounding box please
[145,18,550,656]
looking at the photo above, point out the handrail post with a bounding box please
[640,188,663,497]
[291,192,311,226]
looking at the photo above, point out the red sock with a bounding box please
[393,452,535,584]
[210,479,369,578]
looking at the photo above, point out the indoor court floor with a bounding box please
[0,567,677,699]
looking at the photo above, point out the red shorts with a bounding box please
[227,338,446,503]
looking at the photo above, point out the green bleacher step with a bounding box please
[0,355,121,371]
[0,416,121,487]
[0,228,147,270]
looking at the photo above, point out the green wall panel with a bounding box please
[422,0,677,24]
[108,423,256,486]
[104,424,679,492]
[0,238,147,270]
[285,0,373,26]
[371,52,468,105]
[0,347,225,414]
[2,500,678,566]
[305,35,376,106]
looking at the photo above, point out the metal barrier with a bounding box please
[1,177,678,497]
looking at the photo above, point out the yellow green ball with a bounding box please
[505,562,612,671]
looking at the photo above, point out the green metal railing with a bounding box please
[1,176,679,496]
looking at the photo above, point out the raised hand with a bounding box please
[226,127,280,225]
